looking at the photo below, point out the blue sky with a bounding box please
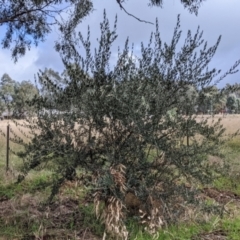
[0,0,239,88]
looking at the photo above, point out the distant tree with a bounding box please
[233,85,239,98]
[0,73,16,114]
[0,74,39,118]
[181,85,199,114]
[12,81,38,118]
[0,100,5,115]
[226,93,237,113]
[198,86,221,114]
[236,98,240,113]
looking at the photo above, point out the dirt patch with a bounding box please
[0,195,101,240]
[202,187,240,204]
[192,229,228,240]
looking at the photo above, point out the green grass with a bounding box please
[128,217,218,240]
[2,126,240,239]
[222,217,240,240]
[210,137,240,196]
[79,203,105,237]
[0,171,52,201]
[213,175,240,195]
[0,142,24,171]
[225,137,240,152]
[128,217,240,240]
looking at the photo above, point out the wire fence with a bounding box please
[1,114,239,173]
[0,120,27,173]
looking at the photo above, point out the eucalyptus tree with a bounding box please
[226,93,237,113]
[16,12,240,238]
[0,73,16,114]
[197,86,224,114]
[214,90,228,114]
[0,99,5,114]
[12,80,38,118]
[0,0,93,61]
[237,98,240,114]
[1,0,206,61]
[178,84,199,114]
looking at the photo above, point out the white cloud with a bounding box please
[0,47,39,82]
[0,0,239,86]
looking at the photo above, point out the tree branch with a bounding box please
[116,0,154,25]
[0,0,59,24]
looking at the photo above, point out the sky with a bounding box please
[0,0,240,88]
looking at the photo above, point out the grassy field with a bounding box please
[0,115,240,239]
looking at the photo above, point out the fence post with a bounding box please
[6,124,9,172]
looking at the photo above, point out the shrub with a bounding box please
[16,11,240,239]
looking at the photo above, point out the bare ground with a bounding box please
[0,189,101,240]
[1,182,240,239]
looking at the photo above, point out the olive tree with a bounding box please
[16,12,240,239]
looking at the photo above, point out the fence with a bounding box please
[0,121,27,173]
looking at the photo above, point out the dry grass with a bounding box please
[0,119,28,133]
[1,116,240,239]
[0,114,238,137]
[0,114,239,172]
[0,119,32,183]
[0,191,101,240]
[195,114,240,135]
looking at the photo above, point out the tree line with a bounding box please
[0,73,38,119]
[1,68,239,120]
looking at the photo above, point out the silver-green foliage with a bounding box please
[18,12,239,227]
